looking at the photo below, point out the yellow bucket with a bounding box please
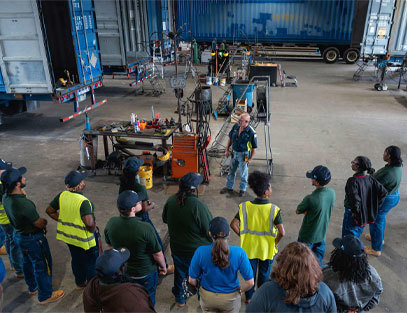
[139,165,153,189]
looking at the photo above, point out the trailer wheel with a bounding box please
[322,47,340,64]
[343,48,360,64]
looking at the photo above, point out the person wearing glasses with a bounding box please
[220,113,257,197]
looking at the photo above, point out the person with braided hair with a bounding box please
[342,156,387,239]
[188,217,254,312]
[163,172,213,307]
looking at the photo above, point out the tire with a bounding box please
[322,47,340,64]
[343,48,360,64]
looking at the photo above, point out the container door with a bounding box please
[361,0,397,56]
[0,71,5,92]
[69,0,103,84]
[0,0,53,94]
[388,0,407,56]
[94,0,126,66]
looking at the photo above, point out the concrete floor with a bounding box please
[0,60,406,312]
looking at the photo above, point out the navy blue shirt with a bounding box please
[228,123,257,152]
[189,243,253,293]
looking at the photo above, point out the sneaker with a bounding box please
[0,246,6,255]
[220,187,233,194]
[39,290,64,305]
[10,267,15,272]
[75,284,87,290]
[16,273,24,279]
[176,302,186,308]
[365,247,381,257]
[166,265,175,275]
[239,190,245,197]
[29,290,38,296]
[364,234,384,245]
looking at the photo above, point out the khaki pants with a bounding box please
[199,287,241,313]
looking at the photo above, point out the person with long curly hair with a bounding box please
[342,156,387,239]
[188,217,254,312]
[162,172,213,307]
[323,235,382,312]
[246,242,336,313]
[365,146,403,256]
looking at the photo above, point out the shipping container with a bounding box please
[361,0,407,57]
[94,0,173,71]
[175,0,370,63]
[0,0,105,123]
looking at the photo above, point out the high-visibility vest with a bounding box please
[56,191,96,250]
[0,182,10,225]
[239,201,279,260]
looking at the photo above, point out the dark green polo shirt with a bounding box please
[234,198,283,225]
[2,194,41,234]
[297,187,336,243]
[162,194,213,258]
[119,181,149,201]
[0,183,4,206]
[104,216,161,277]
[373,165,402,194]
[49,191,93,218]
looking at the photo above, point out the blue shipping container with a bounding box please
[0,0,102,101]
[176,0,358,44]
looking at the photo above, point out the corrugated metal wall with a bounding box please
[176,0,358,44]
[389,0,407,56]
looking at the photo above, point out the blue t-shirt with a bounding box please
[228,123,258,152]
[189,243,253,293]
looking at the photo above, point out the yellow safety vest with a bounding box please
[56,191,96,250]
[239,201,279,260]
[0,181,10,225]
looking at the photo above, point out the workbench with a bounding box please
[82,120,179,178]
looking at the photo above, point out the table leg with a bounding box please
[103,135,109,159]
[162,138,168,179]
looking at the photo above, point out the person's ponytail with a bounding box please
[211,236,230,269]
[367,167,375,175]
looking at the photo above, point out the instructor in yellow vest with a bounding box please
[230,171,285,303]
[46,170,98,289]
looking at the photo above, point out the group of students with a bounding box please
[0,144,402,312]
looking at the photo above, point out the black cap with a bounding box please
[0,159,11,171]
[65,170,87,187]
[306,165,331,185]
[124,157,144,174]
[333,235,365,258]
[0,167,27,185]
[209,217,230,239]
[180,172,203,189]
[96,248,130,277]
[117,190,144,209]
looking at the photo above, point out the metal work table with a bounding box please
[82,120,179,176]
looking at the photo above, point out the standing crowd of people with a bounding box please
[0,143,402,312]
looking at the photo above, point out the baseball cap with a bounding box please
[333,235,365,258]
[1,167,27,186]
[65,170,87,188]
[306,165,331,185]
[117,190,144,209]
[0,159,12,171]
[124,157,144,174]
[96,248,130,277]
[209,217,230,239]
[180,172,203,189]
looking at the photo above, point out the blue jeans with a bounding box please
[342,207,364,239]
[0,224,23,274]
[369,190,400,251]
[298,239,326,265]
[0,227,5,247]
[130,270,158,306]
[172,254,193,304]
[67,234,99,286]
[226,151,250,191]
[246,258,273,301]
[15,233,53,302]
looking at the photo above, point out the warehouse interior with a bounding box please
[0,0,407,312]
